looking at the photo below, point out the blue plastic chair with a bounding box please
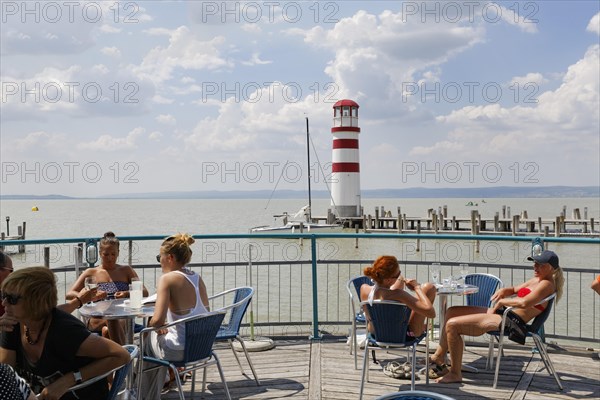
[346,276,373,369]
[210,286,260,385]
[464,273,503,307]
[375,390,456,400]
[359,300,429,399]
[487,293,562,390]
[67,344,139,400]
[137,311,231,400]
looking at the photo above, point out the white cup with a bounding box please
[129,282,142,309]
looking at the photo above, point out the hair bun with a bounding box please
[103,231,116,239]
[182,233,195,246]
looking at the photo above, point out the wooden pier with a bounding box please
[314,205,598,237]
[162,337,600,400]
[0,218,26,253]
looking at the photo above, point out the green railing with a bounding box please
[2,233,599,344]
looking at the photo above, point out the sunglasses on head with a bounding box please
[1,291,22,305]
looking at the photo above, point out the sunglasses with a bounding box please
[1,291,22,305]
[0,267,14,272]
[156,254,161,262]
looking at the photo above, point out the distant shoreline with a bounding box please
[1,186,598,200]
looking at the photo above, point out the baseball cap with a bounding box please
[527,250,559,269]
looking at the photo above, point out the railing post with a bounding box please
[44,246,50,268]
[309,235,321,340]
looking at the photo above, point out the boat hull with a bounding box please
[250,222,343,233]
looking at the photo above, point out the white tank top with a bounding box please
[367,283,379,305]
[163,270,208,350]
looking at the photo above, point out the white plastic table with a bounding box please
[436,283,479,373]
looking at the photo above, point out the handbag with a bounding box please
[503,310,528,345]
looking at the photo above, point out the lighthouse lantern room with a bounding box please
[331,99,361,218]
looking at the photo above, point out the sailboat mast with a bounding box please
[305,117,312,221]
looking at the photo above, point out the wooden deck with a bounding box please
[160,337,599,400]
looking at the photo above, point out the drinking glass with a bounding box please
[459,264,469,286]
[129,278,143,309]
[84,276,97,290]
[431,263,441,285]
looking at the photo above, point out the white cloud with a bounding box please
[99,25,122,34]
[185,82,327,153]
[100,47,122,57]
[134,26,232,83]
[241,52,272,66]
[151,95,174,104]
[498,5,539,34]
[299,9,485,113]
[78,127,145,151]
[241,24,262,34]
[410,140,464,156]
[428,44,599,162]
[588,12,600,35]
[509,72,548,86]
[149,131,163,141]
[156,114,176,125]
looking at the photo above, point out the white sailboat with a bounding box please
[250,118,343,233]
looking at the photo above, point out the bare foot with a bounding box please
[436,372,462,384]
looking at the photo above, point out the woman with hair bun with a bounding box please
[360,255,436,337]
[66,231,148,344]
[141,233,210,396]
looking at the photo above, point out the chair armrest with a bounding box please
[139,310,226,334]
[208,287,253,313]
[66,344,137,392]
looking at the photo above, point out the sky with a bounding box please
[1,0,599,197]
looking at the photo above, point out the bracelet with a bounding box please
[75,296,83,309]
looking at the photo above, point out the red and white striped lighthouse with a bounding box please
[331,99,361,218]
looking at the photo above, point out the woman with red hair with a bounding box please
[360,255,436,337]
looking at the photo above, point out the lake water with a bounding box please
[2,197,598,342]
[1,197,599,270]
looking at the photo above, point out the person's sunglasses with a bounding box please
[0,291,22,305]
[156,254,161,263]
[0,267,13,272]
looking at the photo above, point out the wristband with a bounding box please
[73,370,83,384]
[75,296,83,309]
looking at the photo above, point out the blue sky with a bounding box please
[1,1,599,197]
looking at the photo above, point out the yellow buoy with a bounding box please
[31,206,39,211]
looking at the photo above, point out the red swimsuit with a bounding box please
[517,287,546,311]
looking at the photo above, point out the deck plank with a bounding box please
[157,338,600,400]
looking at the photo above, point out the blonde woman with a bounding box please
[0,267,129,400]
[141,233,210,396]
[432,250,564,384]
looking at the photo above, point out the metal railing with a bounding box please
[2,233,599,345]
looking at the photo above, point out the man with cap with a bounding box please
[432,250,564,384]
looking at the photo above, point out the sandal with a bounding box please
[427,363,449,379]
[179,371,192,384]
[383,361,417,380]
